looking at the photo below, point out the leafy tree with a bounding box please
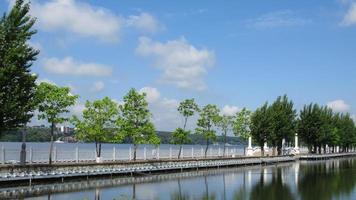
[72,97,119,162]
[297,104,321,153]
[268,95,297,155]
[233,108,252,154]
[171,128,191,156]
[195,104,220,157]
[0,0,39,135]
[217,114,233,156]
[250,103,272,156]
[36,82,78,164]
[337,113,356,152]
[117,88,160,160]
[172,98,199,158]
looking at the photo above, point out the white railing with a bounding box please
[0,145,244,164]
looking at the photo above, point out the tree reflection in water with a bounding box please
[298,159,356,200]
[249,168,295,200]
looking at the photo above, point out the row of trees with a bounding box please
[251,95,356,156]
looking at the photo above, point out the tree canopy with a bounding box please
[0,0,39,135]
[36,82,78,164]
[117,88,160,160]
[196,104,220,157]
[73,97,119,159]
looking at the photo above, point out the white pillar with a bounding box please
[201,147,203,157]
[191,147,194,158]
[246,136,254,156]
[218,147,221,157]
[248,136,252,148]
[325,144,329,154]
[282,138,286,155]
[294,133,300,155]
[263,142,268,154]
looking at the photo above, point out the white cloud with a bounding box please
[30,0,122,42]
[341,3,356,26]
[70,103,85,116]
[43,57,112,76]
[126,12,161,33]
[136,87,187,131]
[139,87,161,103]
[91,81,105,92]
[248,10,310,28]
[327,99,351,112]
[136,37,215,90]
[35,78,56,85]
[222,105,240,116]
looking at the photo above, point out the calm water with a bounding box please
[3,157,356,200]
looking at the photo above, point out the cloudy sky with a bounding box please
[2,0,356,131]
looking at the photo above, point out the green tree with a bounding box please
[195,104,220,157]
[268,95,297,155]
[36,82,78,164]
[171,128,191,157]
[0,0,39,135]
[217,114,233,156]
[297,104,335,154]
[233,108,252,155]
[338,113,356,152]
[250,103,272,156]
[117,88,160,160]
[72,97,119,162]
[172,98,199,158]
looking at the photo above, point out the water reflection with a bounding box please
[4,158,356,200]
[298,159,356,200]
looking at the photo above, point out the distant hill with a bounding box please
[0,127,245,145]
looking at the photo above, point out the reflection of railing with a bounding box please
[0,145,244,165]
[0,162,291,199]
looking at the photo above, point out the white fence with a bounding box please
[0,145,244,164]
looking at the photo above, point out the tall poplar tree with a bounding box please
[0,0,39,135]
[195,104,220,157]
[171,98,199,158]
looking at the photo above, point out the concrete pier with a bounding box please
[0,152,355,185]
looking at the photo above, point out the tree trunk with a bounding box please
[49,122,54,165]
[133,144,138,161]
[205,139,209,158]
[178,145,182,159]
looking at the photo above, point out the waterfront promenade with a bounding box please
[1,152,355,186]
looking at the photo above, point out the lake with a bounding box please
[3,157,356,200]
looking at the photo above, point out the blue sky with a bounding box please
[1,0,356,131]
